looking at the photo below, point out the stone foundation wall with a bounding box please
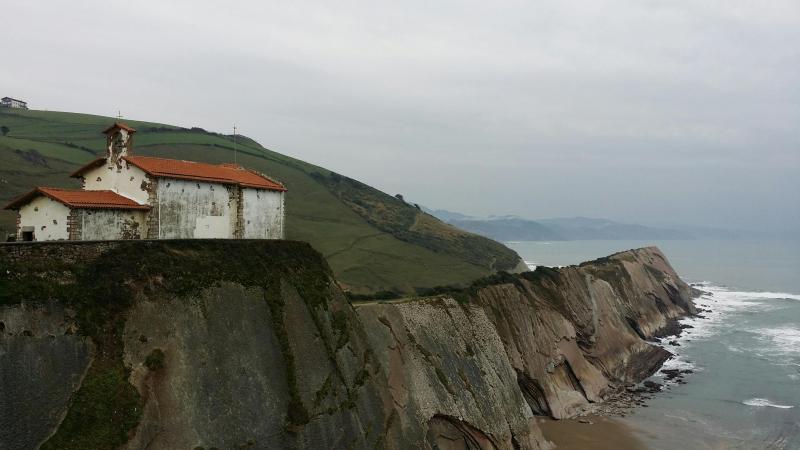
[0,240,122,264]
[66,211,82,241]
[145,182,159,239]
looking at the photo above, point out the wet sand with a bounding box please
[537,415,647,450]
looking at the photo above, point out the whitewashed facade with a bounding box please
[1,97,27,109]
[16,196,71,241]
[5,123,286,241]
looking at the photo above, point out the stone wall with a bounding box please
[77,209,147,240]
[0,240,122,264]
[66,210,81,240]
[145,182,159,239]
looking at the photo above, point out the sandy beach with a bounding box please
[537,415,647,450]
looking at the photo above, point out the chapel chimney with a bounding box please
[103,122,136,163]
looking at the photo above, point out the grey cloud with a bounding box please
[2,0,798,231]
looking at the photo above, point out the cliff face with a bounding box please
[469,248,694,419]
[0,241,693,450]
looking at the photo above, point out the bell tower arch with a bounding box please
[103,122,136,163]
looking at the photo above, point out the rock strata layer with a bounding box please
[0,241,693,450]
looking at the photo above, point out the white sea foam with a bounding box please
[749,326,800,356]
[730,291,800,301]
[742,398,795,409]
[653,283,800,383]
[524,260,537,270]
[672,284,798,343]
[699,284,800,302]
[659,353,698,373]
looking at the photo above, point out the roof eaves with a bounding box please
[244,168,287,191]
[240,182,288,191]
[68,202,151,210]
[123,156,287,191]
[152,172,237,186]
[70,157,107,178]
[4,187,150,211]
[3,188,40,210]
[103,122,137,134]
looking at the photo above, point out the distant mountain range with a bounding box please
[424,208,763,241]
[536,217,693,240]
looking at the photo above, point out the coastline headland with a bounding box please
[0,240,695,449]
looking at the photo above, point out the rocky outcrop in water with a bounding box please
[0,241,693,449]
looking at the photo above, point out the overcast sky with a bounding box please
[3,1,798,230]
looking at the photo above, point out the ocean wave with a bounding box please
[651,282,797,382]
[742,398,795,409]
[654,284,768,347]
[748,326,800,356]
[659,354,697,373]
[677,285,792,342]
[699,284,800,301]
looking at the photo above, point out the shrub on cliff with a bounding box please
[144,349,165,371]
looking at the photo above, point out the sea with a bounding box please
[506,239,800,450]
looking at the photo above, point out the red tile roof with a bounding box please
[4,187,150,211]
[123,156,287,191]
[103,122,137,134]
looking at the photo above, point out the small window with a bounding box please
[22,231,34,241]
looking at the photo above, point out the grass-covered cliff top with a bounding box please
[0,108,521,293]
[0,240,333,309]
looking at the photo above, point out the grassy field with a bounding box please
[0,108,522,294]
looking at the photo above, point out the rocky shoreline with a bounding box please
[578,283,713,419]
[581,365,697,418]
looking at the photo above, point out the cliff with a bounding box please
[0,241,694,450]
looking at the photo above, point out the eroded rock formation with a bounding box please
[0,241,693,449]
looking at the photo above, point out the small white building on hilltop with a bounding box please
[1,97,27,109]
[5,122,287,241]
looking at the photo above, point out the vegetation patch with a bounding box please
[144,349,166,371]
[519,267,572,314]
[331,309,351,349]
[313,374,333,408]
[346,290,403,302]
[0,240,335,445]
[583,259,634,294]
[644,264,668,283]
[263,283,310,429]
[413,270,526,304]
[312,171,521,273]
[41,361,142,450]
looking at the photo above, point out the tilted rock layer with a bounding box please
[0,241,693,450]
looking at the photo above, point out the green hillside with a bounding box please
[0,108,522,293]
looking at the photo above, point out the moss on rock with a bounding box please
[0,240,335,447]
